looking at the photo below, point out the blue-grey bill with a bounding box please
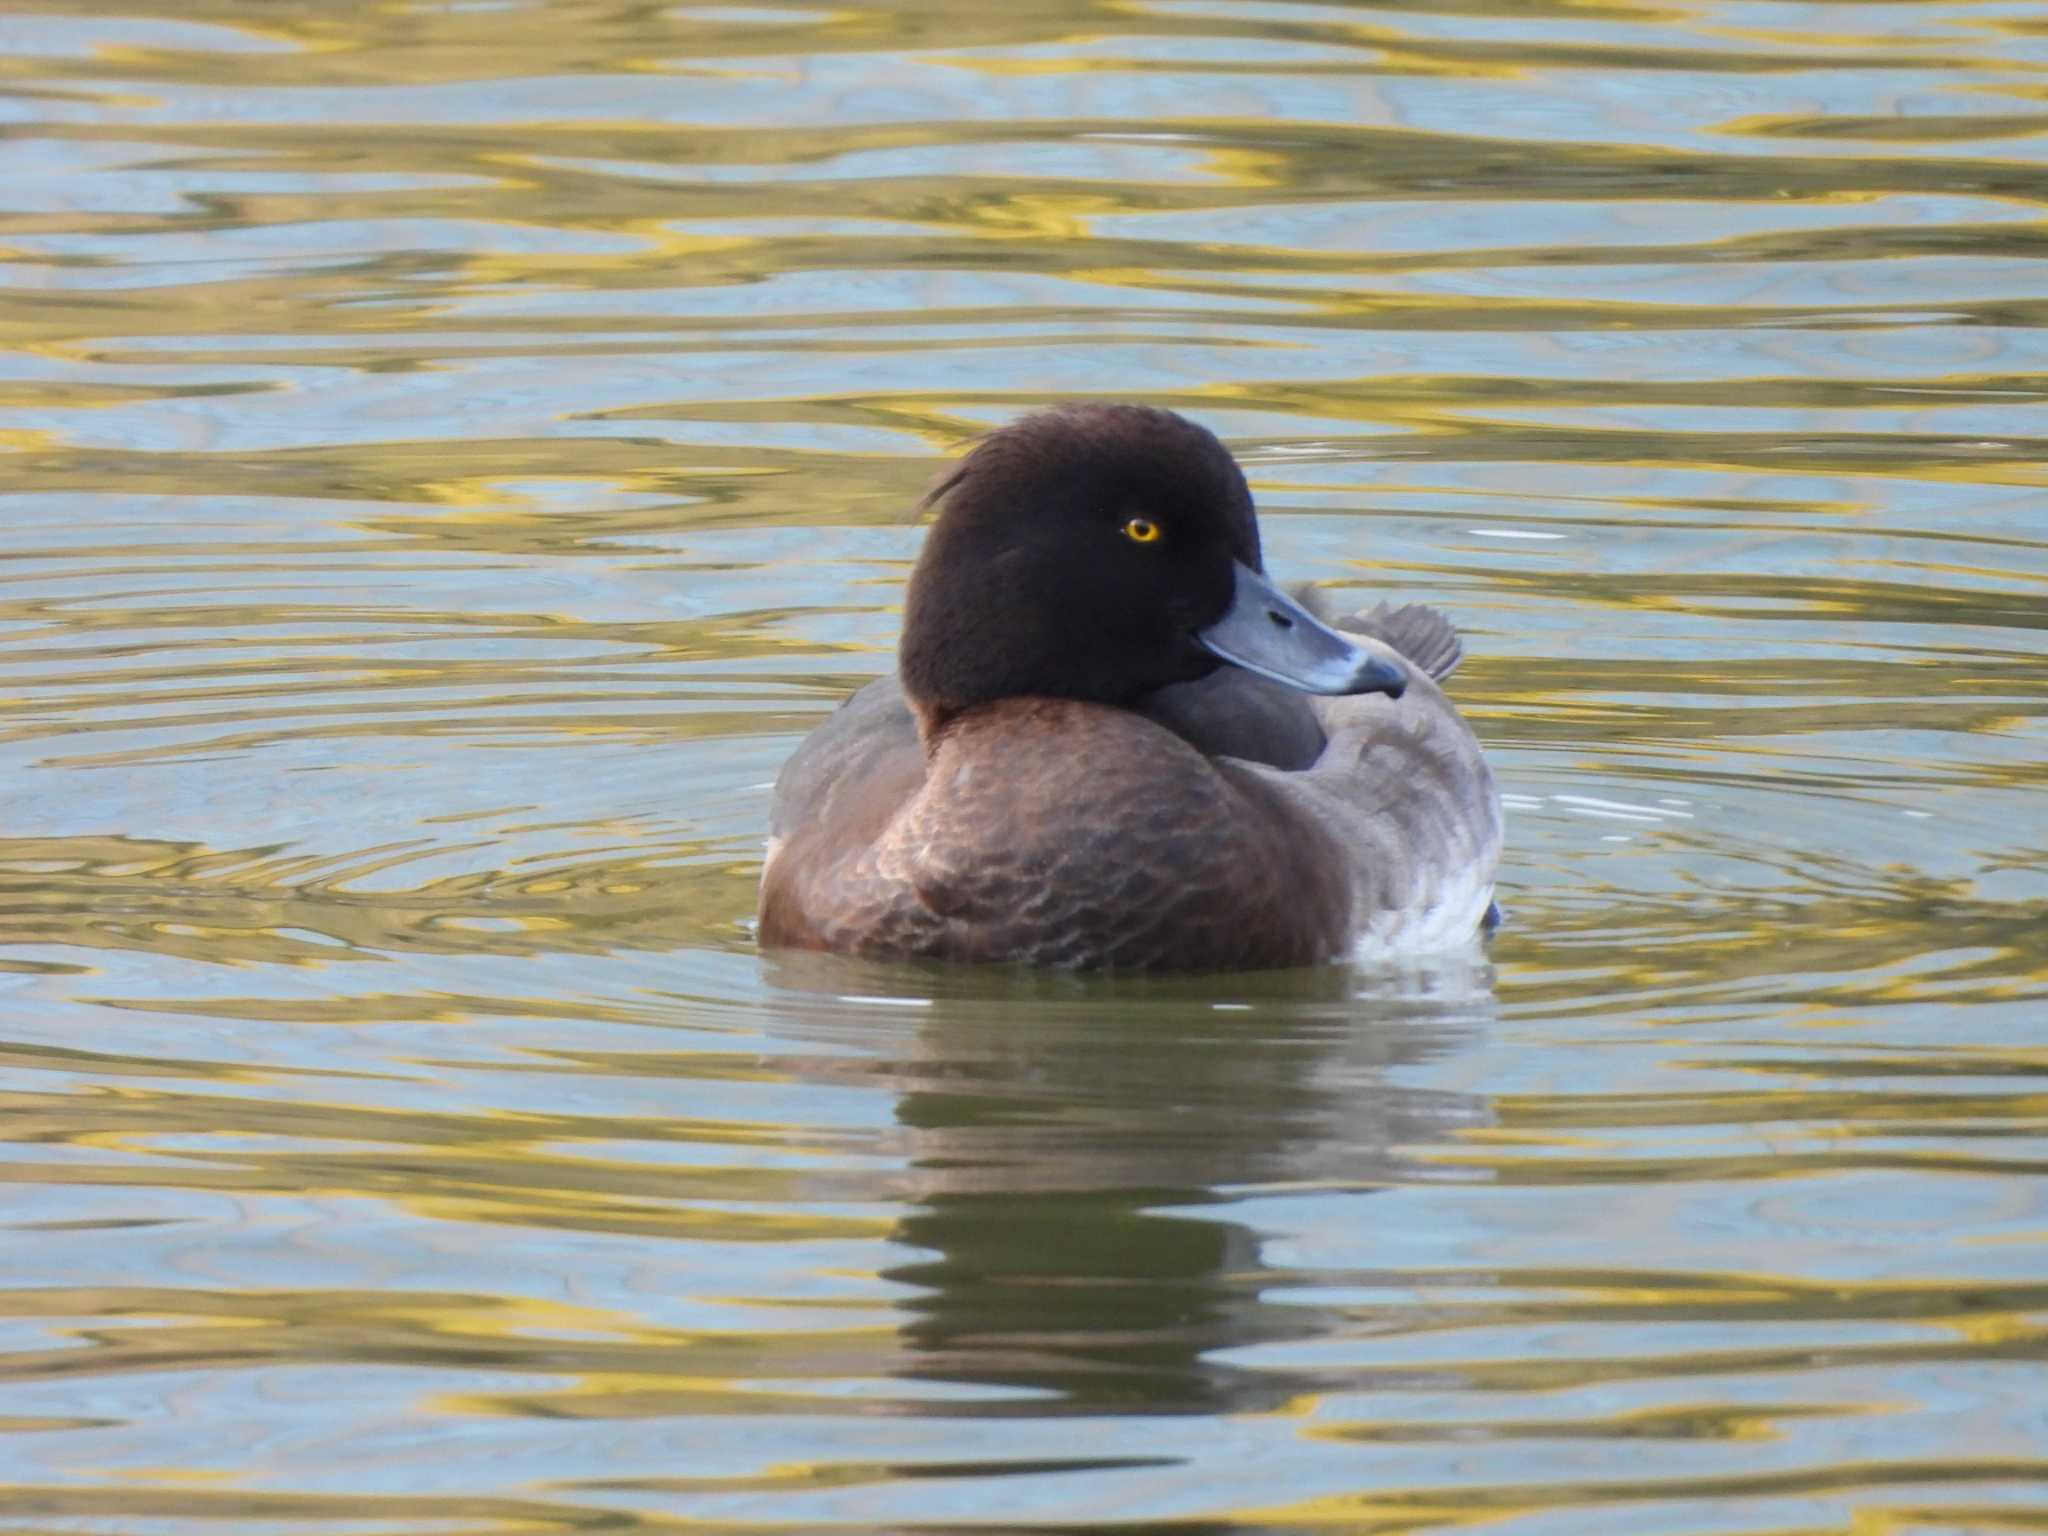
[1197,563,1408,699]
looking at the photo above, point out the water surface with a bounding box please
[3,1,2046,1530]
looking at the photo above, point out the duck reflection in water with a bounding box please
[765,953,1495,1418]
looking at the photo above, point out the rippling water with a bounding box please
[4,1,2046,1530]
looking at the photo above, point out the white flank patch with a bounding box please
[1351,865,1496,962]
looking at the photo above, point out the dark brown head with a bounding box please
[898,403,1404,736]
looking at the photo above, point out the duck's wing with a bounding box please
[1238,616,1501,956]
[766,676,923,848]
[759,677,931,949]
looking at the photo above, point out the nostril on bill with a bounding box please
[1267,610,1293,630]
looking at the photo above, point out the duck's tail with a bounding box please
[1294,587,1464,683]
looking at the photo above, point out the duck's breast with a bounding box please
[769,698,1355,970]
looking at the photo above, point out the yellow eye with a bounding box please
[1121,516,1162,545]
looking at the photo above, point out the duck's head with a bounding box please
[899,403,1407,735]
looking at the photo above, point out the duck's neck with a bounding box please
[908,694,962,754]
[909,692,1102,758]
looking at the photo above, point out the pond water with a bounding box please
[4,1,2047,1530]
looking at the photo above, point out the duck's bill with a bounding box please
[1197,563,1407,699]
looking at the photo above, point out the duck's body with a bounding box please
[758,404,1501,972]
